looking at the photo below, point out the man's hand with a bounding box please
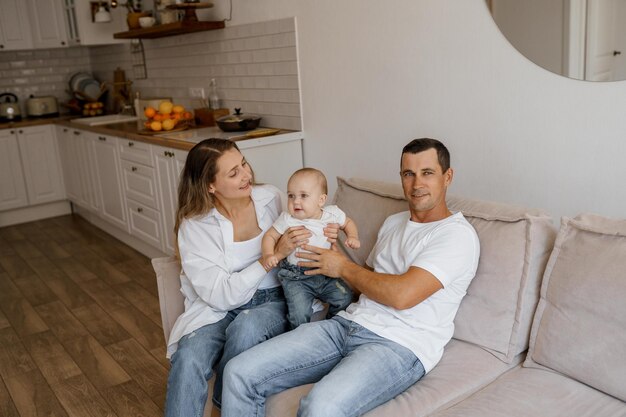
[296,244,349,278]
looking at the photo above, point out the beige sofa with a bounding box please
[152,177,626,416]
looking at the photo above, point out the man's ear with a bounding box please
[319,194,327,207]
[444,168,454,187]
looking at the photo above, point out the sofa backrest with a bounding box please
[333,177,556,363]
[524,214,626,401]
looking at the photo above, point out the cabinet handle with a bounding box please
[0,45,4,49]
[10,130,15,134]
[131,166,137,172]
[61,41,66,46]
[63,128,68,132]
[18,130,23,134]
[137,207,143,213]
[99,136,106,141]
[128,141,134,147]
[73,131,80,135]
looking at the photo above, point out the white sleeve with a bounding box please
[323,205,347,227]
[271,211,292,235]
[177,219,267,311]
[412,223,479,288]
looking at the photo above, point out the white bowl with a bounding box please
[139,16,156,28]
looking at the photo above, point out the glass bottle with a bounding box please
[208,78,220,110]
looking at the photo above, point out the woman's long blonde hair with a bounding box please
[174,138,254,257]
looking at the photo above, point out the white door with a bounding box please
[56,126,81,203]
[17,125,66,205]
[154,146,187,255]
[92,133,128,231]
[26,0,68,48]
[0,129,28,211]
[0,0,33,50]
[585,0,618,81]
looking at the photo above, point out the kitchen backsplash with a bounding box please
[0,17,301,131]
[91,17,301,130]
[0,47,91,106]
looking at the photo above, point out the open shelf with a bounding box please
[113,20,225,39]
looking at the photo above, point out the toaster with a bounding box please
[26,95,59,117]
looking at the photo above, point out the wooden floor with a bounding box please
[0,214,168,417]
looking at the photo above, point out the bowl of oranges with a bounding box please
[141,101,194,134]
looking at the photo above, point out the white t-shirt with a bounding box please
[272,205,346,265]
[338,211,480,373]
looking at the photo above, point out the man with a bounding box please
[221,138,480,417]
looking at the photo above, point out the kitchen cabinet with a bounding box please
[73,0,126,46]
[26,0,69,49]
[91,132,128,232]
[154,145,187,255]
[0,128,28,211]
[119,138,163,249]
[0,0,33,50]
[17,125,66,205]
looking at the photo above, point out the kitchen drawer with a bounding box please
[119,138,153,166]
[121,160,159,209]
[127,199,162,249]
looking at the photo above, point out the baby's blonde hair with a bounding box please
[289,168,328,194]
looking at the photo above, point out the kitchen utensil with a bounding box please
[216,108,262,132]
[139,16,156,27]
[0,93,22,121]
[26,95,59,117]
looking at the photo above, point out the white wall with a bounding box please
[216,0,626,221]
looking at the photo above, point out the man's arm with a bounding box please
[297,245,443,310]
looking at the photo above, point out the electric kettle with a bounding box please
[0,93,21,121]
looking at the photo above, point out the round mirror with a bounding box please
[487,0,626,81]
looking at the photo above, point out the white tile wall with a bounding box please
[0,47,91,108]
[0,18,302,130]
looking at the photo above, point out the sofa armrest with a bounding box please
[152,256,184,344]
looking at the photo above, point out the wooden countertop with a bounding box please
[2,115,302,151]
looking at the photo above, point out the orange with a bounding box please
[182,111,193,120]
[172,105,185,114]
[143,120,151,128]
[150,121,162,131]
[144,107,156,118]
[152,113,163,122]
[162,119,176,131]
[172,113,181,121]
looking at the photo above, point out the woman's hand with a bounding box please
[274,226,312,261]
[323,223,340,244]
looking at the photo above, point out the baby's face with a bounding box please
[287,174,327,220]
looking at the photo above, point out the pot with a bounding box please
[216,108,262,132]
[0,93,22,121]
[26,95,59,117]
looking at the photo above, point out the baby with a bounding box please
[262,168,360,329]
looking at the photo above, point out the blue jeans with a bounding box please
[278,259,353,329]
[164,287,288,417]
[222,316,425,417]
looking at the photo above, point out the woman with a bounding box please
[164,138,334,417]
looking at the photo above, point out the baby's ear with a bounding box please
[318,194,327,207]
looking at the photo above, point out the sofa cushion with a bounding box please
[431,367,626,417]
[266,339,522,417]
[333,177,556,362]
[524,214,626,402]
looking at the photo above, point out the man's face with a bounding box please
[400,148,453,222]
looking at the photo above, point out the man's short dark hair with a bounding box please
[402,138,450,172]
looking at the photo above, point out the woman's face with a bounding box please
[210,148,253,201]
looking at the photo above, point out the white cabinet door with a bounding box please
[73,0,126,45]
[91,133,128,231]
[17,125,66,205]
[26,0,68,49]
[56,126,81,203]
[0,0,33,50]
[0,129,28,211]
[154,146,188,255]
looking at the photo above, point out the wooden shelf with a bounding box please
[113,20,225,39]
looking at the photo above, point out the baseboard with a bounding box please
[0,201,72,227]
[73,205,167,259]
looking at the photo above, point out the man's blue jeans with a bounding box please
[222,316,425,417]
[278,259,353,329]
[164,287,288,417]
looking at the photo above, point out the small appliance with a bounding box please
[0,93,22,121]
[26,95,59,117]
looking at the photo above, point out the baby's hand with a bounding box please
[262,255,279,270]
[345,237,361,249]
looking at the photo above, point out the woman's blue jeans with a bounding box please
[164,287,288,417]
[221,316,425,417]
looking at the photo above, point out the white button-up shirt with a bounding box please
[167,184,283,358]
